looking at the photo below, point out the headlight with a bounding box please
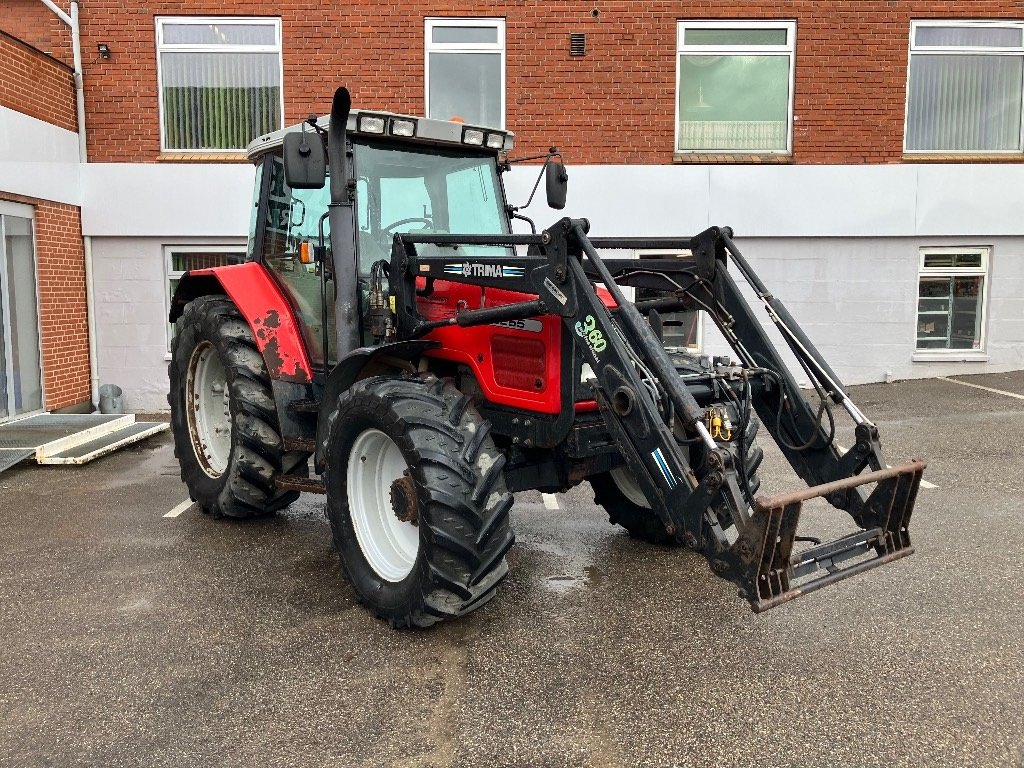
[391,119,416,137]
[358,116,385,133]
[485,133,504,149]
[463,128,484,146]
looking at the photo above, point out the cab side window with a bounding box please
[260,155,334,366]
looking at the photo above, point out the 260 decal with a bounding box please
[574,314,607,356]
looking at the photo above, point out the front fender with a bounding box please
[314,340,440,472]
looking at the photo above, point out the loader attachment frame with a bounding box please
[387,218,925,611]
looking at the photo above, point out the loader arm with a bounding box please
[388,218,925,612]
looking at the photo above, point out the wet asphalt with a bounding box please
[1,372,1023,767]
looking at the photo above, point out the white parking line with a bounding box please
[163,500,193,518]
[940,376,1024,401]
[836,445,937,489]
[542,493,560,510]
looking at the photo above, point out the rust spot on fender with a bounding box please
[263,309,282,329]
[260,328,311,384]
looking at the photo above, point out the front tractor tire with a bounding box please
[168,296,306,518]
[325,375,515,628]
[591,412,764,544]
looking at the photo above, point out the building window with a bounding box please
[425,18,505,128]
[906,21,1024,153]
[165,246,245,350]
[916,247,989,352]
[675,20,796,154]
[156,17,283,152]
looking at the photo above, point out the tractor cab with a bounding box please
[244,109,519,369]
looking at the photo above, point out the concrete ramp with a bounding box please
[0,413,169,474]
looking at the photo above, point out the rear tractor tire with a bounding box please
[168,296,307,518]
[324,375,515,628]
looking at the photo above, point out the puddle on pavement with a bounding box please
[543,574,582,593]
[518,534,599,595]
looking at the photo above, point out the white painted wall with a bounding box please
[80,163,255,237]
[0,105,80,204]
[701,237,1024,386]
[83,162,1024,411]
[91,235,245,412]
[508,163,1024,238]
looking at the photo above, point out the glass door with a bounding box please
[0,208,43,422]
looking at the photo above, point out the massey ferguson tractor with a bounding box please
[168,87,926,628]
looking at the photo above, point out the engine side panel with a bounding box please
[418,281,563,415]
[179,263,313,384]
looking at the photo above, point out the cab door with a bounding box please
[259,155,336,368]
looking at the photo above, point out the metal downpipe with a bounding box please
[39,0,99,407]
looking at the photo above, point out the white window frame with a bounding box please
[914,246,991,358]
[155,16,284,154]
[675,20,797,155]
[904,20,1024,155]
[424,17,506,129]
[164,244,247,353]
[634,249,704,352]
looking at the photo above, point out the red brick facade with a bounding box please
[52,1,1024,165]
[0,193,91,412]
[1,0,73,68]
[0,30,77,132]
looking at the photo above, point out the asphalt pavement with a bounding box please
[1,372,1023,767]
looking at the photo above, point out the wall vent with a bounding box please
[570,33,586,57]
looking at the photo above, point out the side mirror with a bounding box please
[283,131,326,190]
[545,159,568,210]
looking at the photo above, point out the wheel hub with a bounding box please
[390,475,419,526]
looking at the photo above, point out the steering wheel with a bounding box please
[382,217,433,234]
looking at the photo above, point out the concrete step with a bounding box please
[39,422,170,465]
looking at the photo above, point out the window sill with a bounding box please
[912,351,989,363]
[902,153,1024,163]
[673,153,793,164]
[158,152,251,163]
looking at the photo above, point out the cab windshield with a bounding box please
[353,140,511,272]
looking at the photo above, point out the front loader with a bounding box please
[168,87,925,627]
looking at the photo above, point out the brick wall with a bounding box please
[0,193,91,412]
[0,30,77,132]
[0,0,73,67]
[74,1,1024,165]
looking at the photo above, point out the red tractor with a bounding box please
[169,88,925,627]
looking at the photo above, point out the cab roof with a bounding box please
[245,109,515,163]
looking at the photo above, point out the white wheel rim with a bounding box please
[347,429,419,582]
[185,341,232,477]
[610,466,651,509]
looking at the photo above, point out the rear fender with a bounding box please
[171,263,313,384]
[314,340,440,472]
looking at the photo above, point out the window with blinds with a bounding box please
[156,17,283,152]
[905,21,1024,153]
[675,21,796,154]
